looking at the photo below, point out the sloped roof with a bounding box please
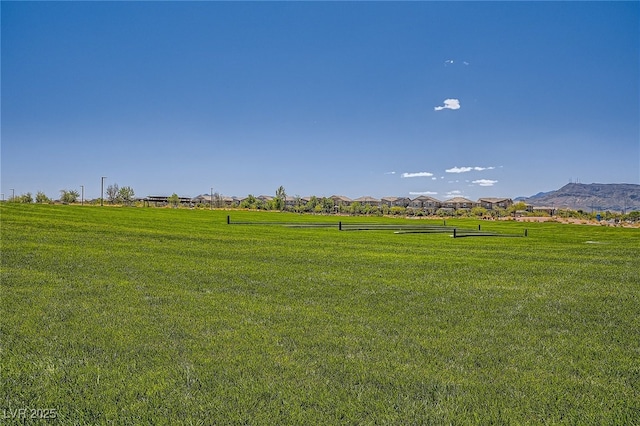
[411,195,441,202]
[478,197,512,203]
[354,196,380,202]
[330,195,353,202]
[446,197,475,203]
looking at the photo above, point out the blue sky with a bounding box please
[2,1,638,201]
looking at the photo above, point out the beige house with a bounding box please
[478,197,513,210]
[284,196,298,208]
[257,195,273,203]
[381,196,411,207]
[354,196,381,206]
[330,195,353,207]
[409,196,440,211]
[441,197,477,210]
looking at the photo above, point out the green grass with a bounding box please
[1,204,639,424]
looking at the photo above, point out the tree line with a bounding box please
[5,183,135,205]
[5,184,640,222]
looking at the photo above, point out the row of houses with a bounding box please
[153,194,517,212]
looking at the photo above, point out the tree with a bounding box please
[623,211,640,222]
[470,206,488,217]
[275,186,286,211]
[168,193,180,208]
[18,192,33,203]
[349,201,362,215]
[508,201,527,214]
[292,195,303,213]
[118,186,135,206]
[305,196,319,212]
[390,206,406,216]
[60,189,79,204]
[240,195,257,209]
[106,183,120,204]
[321,197,334,214]
[213,192,224,208]
[36,191,51,204]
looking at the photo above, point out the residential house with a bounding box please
[478,197,513,210]
[222,196,238,207]
[354,196,381,206]
[330,195,353,207]
[192,194,212,205]
[257,195,273,203]
[284,196,299,209]
[381,197,411,207]
[409,196,441,212]
[442,197,477,210]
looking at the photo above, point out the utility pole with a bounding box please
[101,177,107,206]
[80,185,84,206]
[210,187,213,210]
[11,189,15,201]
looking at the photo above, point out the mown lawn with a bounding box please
[1,204,639,424]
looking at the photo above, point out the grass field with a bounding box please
[1,204,639,424]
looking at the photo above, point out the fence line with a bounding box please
[226,216,527,237]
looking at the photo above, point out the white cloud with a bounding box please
[473,179,498,186]
[446,166,495,173]
[431,177,437,180]
[444,59,454,65]
[409,191,438,195]
[446,166,472,173]
[384,171,396,175]
[401,172,434,178]
[444,190,465,199]
[434,99,460,111]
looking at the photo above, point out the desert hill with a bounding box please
[520,183,640,213]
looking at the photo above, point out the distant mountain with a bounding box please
[514,190,553,202]
[520,183,640,212]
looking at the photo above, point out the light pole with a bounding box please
[101,177,107,206]
[11,189,15,202]
[80,185,84,206]
[210,187,213,210]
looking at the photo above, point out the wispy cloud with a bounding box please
[444,190,465,199]
[434,99,460,111]
[444,59,470,66]
[447,167,472,173]
[401,172,434,178]
[384,171,396,175]
[446,166,495,173]
[472,179,498,186]
[409,191,438,195]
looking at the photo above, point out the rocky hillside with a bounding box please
[522,183,640,212]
